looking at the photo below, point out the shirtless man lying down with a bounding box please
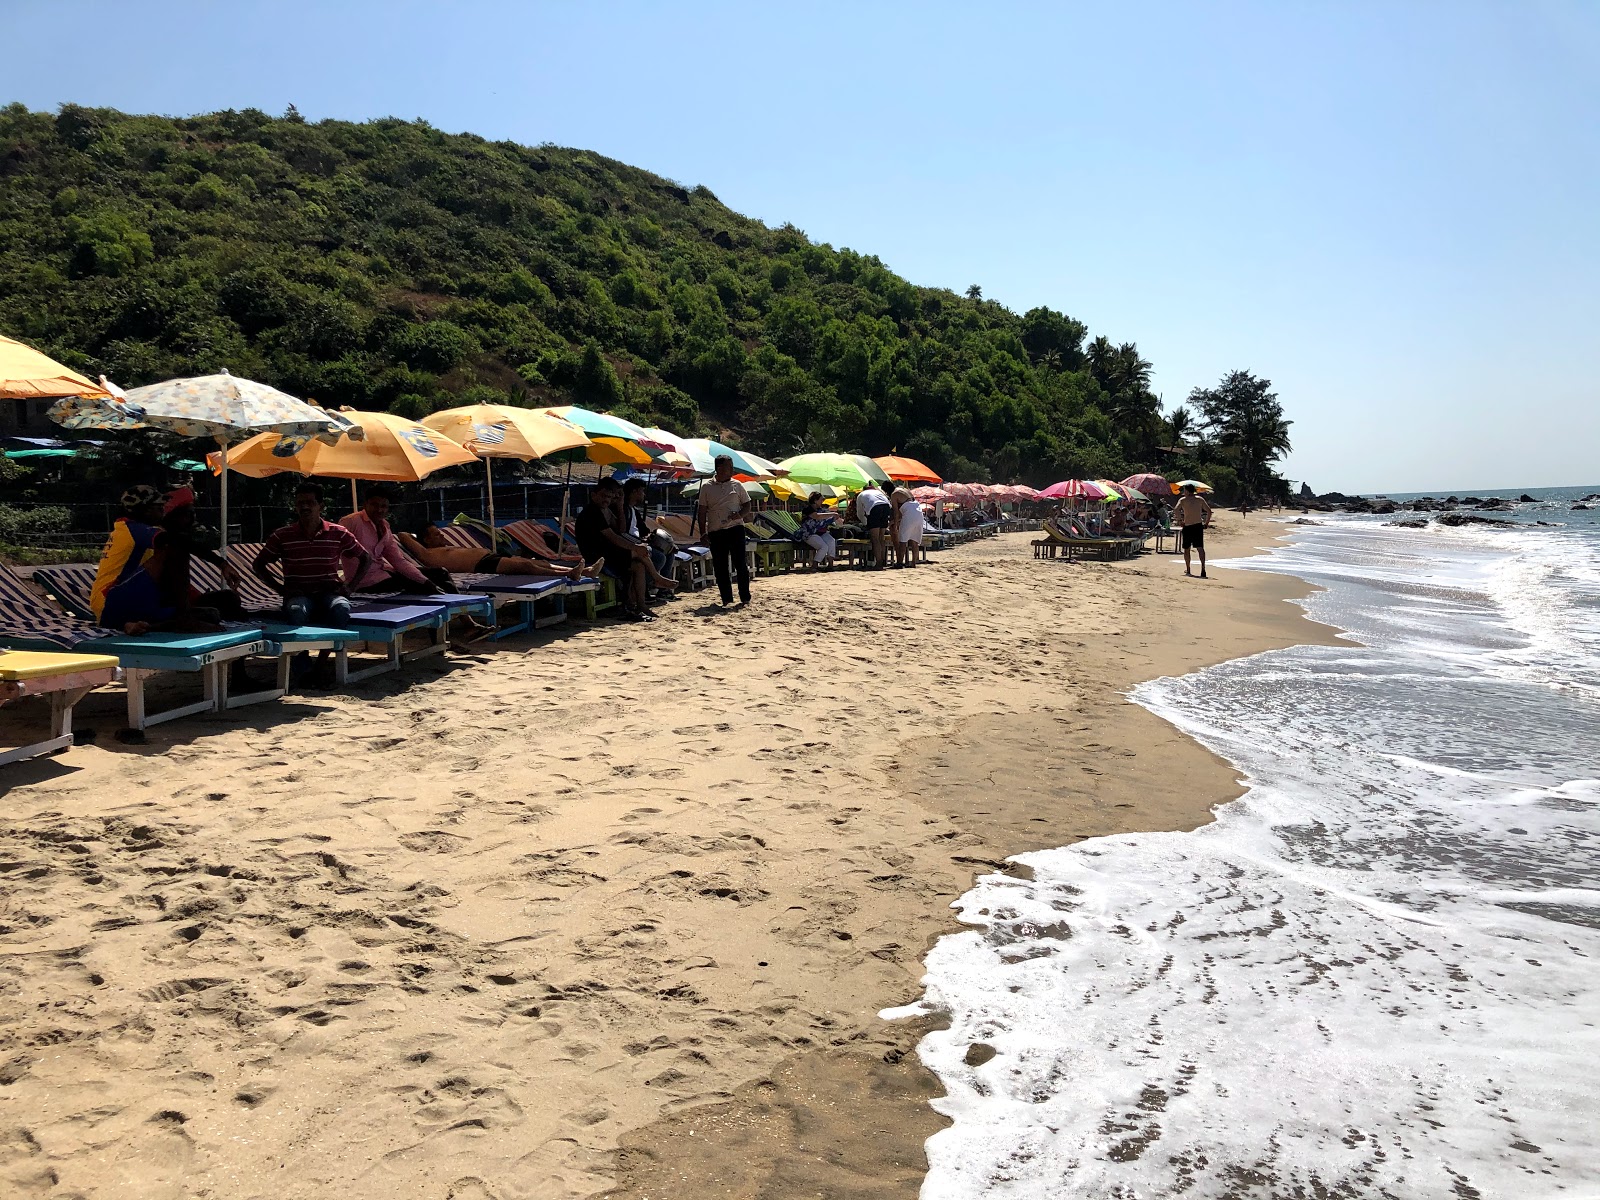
[399,526,603,582]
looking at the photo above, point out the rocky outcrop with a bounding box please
[1518,494,1538,503]
[1385,518,1428,529]
[1437,511,1511,527]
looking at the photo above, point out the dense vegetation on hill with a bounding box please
[0,103,1284,493]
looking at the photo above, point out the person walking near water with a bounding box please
[1174,483,1213,578]
[697,455,752,606]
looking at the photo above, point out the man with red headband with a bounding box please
[90,483,245,634]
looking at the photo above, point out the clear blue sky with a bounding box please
[9,0,1599,493]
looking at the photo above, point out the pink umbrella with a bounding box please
[1121,472,1171,497]
[1038,479,1110,500]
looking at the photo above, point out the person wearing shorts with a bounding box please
[856,485,892,569]
[1173,484,1213,579]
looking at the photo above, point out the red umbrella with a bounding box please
[1038,479,1110,500]
[1121,473,1172,497]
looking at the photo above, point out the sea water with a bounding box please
[888,487,1600,1198]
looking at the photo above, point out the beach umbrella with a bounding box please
[1,334,114,401]
[641,427,714,475]
[424,403,592,533]
[874,455,942,484]
[52,369,356,550]
[536,406,663,466]
[212,409,478,511]
[768,476,833,502]
[1038,479,1111,501]
[1121,473,1170,498]
[684,438,775,479]
[850,455,892,486]
[682,478,769,500]
[1174,479,1214,493]
[778,452,879,490]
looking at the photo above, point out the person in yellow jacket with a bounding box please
[89,484,242,633]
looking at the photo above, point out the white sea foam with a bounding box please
[889,520,1600,1198]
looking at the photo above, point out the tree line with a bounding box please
[0,104,1291,497]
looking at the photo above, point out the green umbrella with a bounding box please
[777,452,879,489]
[850,454,892,485]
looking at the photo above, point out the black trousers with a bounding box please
[706,527,749,603]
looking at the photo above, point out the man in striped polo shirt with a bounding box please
[252,482,369,625]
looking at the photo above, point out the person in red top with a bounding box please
[252,482,369,625]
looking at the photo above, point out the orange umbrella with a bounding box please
[212,409,477,482]
[1,333,112,401]
[874,455,942,484]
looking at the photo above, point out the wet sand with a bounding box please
[0,521,1338,1199]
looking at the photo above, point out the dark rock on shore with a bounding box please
[1573,504,1591,511]
[1386,518,1428,529]
[1437,512,1511,527]
[1518,494,1538,503]
[1290,517,1322,525]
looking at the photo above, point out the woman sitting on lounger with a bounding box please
[796,497,837,566]
[399,527,604,582]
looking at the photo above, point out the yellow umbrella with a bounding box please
[423,403,594,532]
[208,409,478,512]
[1,333,112,401]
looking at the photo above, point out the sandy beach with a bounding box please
[0,522,1341,1199]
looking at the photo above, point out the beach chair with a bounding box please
[34,560,362,693]
[222,546,451,682]
[441,522,612,620]
[637,515,712,591]
[0,562,274,730]
[0,650,121,766]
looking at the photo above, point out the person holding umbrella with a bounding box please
[696,455,753,606]
[1174,482,1213,578]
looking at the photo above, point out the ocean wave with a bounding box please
[892,519,1600,1198]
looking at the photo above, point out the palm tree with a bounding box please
[965,284,983,301]
[1167,404,1192,447]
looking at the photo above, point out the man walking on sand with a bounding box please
[1174,483,1213,579]
[696,455,752,607]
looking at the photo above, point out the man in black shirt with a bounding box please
[575,477,654,622]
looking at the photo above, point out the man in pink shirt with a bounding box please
[339,487,454,595]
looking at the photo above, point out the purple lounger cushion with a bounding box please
[347,602,442,628]
[469,575,566,596]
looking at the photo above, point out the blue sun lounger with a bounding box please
[220,546,460,684]
[426,525,586,633]
[35,561,364,692]
[0,562,276,731]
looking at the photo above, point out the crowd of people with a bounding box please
[82,456,1214,639]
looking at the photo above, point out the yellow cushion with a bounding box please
[0,650,122,680]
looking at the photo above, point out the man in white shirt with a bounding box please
[855,484,892,569]
[696,455,753,605]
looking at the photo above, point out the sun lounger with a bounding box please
[655,514,757,583]
[0,562,275,730]
[0,650,121,766]
[32,560,362,694]
[220,546,453,682]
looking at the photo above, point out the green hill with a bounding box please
[1,102,1174,485]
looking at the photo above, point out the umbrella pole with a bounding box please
[350,478,359,514]
[559,460,572,544]
[218,438,230,553]
[485,455,497,541]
